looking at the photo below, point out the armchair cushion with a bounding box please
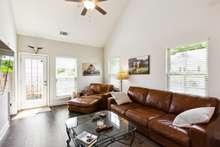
[81,83,114,96]
[68,96,100,107]
[89,83,114,94]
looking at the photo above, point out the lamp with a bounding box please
[83,0,96,10]
[117,71,128,92]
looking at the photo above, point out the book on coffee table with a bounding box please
[76,131,97,147]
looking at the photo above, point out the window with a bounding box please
[167,42,208,96]
[56,57,77,97]
[108,57,120,88]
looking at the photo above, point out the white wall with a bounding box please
[104,0,220,99]
[0,0,17,141]
[0,0,17,51]
[17,35,103,106]
[0,93,9,142]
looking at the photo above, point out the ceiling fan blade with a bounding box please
[95,5,107,15]
[81,8,87,16]
[28,45,34,49]
[65,0,81,2]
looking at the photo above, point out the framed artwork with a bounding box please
[128,55,150,75]
[82,63,100,76]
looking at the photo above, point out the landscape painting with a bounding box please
[128,55,150,75]
[82,63,100,76]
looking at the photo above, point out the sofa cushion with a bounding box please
[125,106,165,127]
[146,89,172,112]
[149,114,190,147]
[127,87,149,105]
[110,103,142,116]
[169,93,219,115]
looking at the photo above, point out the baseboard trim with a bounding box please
[50,100,66,106]
[0,121,9,142]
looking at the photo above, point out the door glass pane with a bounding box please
[25,58,43,100]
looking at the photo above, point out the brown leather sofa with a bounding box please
[68,83,115,113]
[108,86,220,147]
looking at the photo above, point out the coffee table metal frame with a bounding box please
[65,111,136,147]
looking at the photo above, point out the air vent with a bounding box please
[60,31,68,36]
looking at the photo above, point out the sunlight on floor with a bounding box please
[12,107,51,120]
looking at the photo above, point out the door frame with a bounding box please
[18,52,50,110]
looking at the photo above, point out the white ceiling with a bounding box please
[11,0,128,47]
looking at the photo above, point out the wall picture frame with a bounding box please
[128,55,150,75]
[82,63,100,76]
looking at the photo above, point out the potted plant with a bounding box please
[0,59,13,94]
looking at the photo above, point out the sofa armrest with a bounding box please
[189,114,220,147]
[108,97,116,110]
[90,93,112,109]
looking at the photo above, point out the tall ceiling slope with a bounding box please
[11,0,128,47]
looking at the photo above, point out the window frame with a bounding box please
[166,43,209,96]
[55,56,78,98]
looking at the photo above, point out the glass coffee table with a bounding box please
[65,111,136,147]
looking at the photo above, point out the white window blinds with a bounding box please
[167,42,208,96]
[56,57,77,98]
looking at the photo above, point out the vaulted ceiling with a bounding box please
[11,0,128,47]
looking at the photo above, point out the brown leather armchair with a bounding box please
[68,83,115,113]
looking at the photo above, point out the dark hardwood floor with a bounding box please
[0,106,160,147]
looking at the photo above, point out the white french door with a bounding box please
[20,54,48,109]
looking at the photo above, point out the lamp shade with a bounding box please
[117,71,128,80]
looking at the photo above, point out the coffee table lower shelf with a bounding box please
[66,127,135,147]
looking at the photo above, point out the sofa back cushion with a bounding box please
[169,93,219,115]
[127,87,149,105]
[146,89,172,112]
[89,83,113,94]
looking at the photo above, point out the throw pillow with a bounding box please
[173,107,215,128]
[111,92,132,105]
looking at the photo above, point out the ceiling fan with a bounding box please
[66,0,108,16]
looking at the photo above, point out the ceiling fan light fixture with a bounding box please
[83,0,96,10]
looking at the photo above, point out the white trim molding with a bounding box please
[0,121,9,142]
